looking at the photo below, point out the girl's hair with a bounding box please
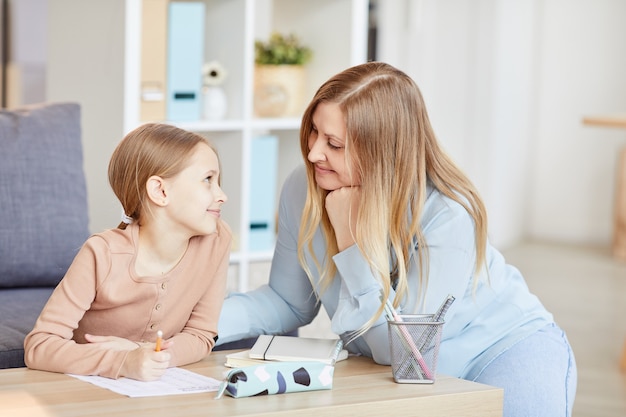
[108,123,217,229]
[297,62,488,339]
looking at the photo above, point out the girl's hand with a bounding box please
[325,186,361,251]
[85,333,174,352]
[120,346,171,381]
[84,334,139,351]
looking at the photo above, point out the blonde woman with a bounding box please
[25,123,230,381]
[218,62,576,416]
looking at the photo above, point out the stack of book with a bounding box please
[224,335,348,368]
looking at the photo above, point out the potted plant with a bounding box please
[254,32,313,118]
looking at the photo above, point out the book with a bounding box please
[140,0,168,122]
[224,336,348,368]
[248,135,279,251]
[224,350,269,368]
[251,335,346,364]
[166,2,205,121]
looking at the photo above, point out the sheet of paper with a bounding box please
[69,367,222,397]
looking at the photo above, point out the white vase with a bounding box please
[202,86,227,120]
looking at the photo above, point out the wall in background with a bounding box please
[530,0,626,245]
[2,0,47,107]
[47,0,128,234]
[377,0,626,250]
[10,0,626,251]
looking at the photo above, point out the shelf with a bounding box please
[46,0,369,293]
[170,117,302,133]
[582,115,626,129]
[250,117,302,131]
[229,250,275,264]
[171,119,247,132]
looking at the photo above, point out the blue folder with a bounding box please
[166,2,205,121]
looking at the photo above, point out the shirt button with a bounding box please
[161,282,167,290]
[155,304,162,311]
[150,323,157,330]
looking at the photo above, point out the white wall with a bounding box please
[530,0,626,245]
[5,0,47,106]
[377,0,626,249]
[24,0,626,248]
[47,0,128,233]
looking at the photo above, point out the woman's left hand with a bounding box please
[326,186,361,251]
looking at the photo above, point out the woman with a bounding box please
[25,123,230,381]
[218,62,576,416]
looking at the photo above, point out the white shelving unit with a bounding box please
[47,0,369,292]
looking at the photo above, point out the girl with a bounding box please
[218,62,577,416]
[25,123,230,381]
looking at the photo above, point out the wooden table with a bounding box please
[583,114,626,261]
[0,350,503,417]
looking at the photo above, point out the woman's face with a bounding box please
[307,102,359,191]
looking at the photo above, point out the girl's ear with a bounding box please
[146,175,168,207]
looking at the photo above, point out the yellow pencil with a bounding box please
[155,330,163,352]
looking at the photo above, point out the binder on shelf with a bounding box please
[140,0,168,122]
[248,135,278,251]
[166,1,205,121]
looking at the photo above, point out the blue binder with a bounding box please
[249,136,279,251]
[166,2,205,121]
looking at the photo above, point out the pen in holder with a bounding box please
[387,314,444,384]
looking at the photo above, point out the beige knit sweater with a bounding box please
[24,221,231,378]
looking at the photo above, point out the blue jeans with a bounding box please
[471,323,577,417]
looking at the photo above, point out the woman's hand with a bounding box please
[325,186,361,251]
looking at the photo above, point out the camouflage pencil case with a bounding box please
[215,361,335,399]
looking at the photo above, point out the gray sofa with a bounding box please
[0,102,90,369]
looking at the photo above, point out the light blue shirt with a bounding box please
[218,165,553,379]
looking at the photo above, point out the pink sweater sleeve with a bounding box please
[24,238,129,378]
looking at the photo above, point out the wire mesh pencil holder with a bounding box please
[387,314,444,384]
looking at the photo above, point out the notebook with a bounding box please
[224,350,269,368]
[224,346,349,368]
[225,335,347,367]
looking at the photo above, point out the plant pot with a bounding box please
[254,65,306,118]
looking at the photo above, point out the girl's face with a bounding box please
[164,143,227,236]
[307,102,359,190]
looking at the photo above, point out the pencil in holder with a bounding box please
[387,314,444,384]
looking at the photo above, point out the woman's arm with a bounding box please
[331,191,478,364]
[217,166,319,344]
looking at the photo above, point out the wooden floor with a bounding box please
[261,241,626,416]
[502,241,626,417]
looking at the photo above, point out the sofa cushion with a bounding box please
[0,287,55,368]
[0,102,89,288]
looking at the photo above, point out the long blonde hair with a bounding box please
[297,62,488,337]
[108,123,217,229]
